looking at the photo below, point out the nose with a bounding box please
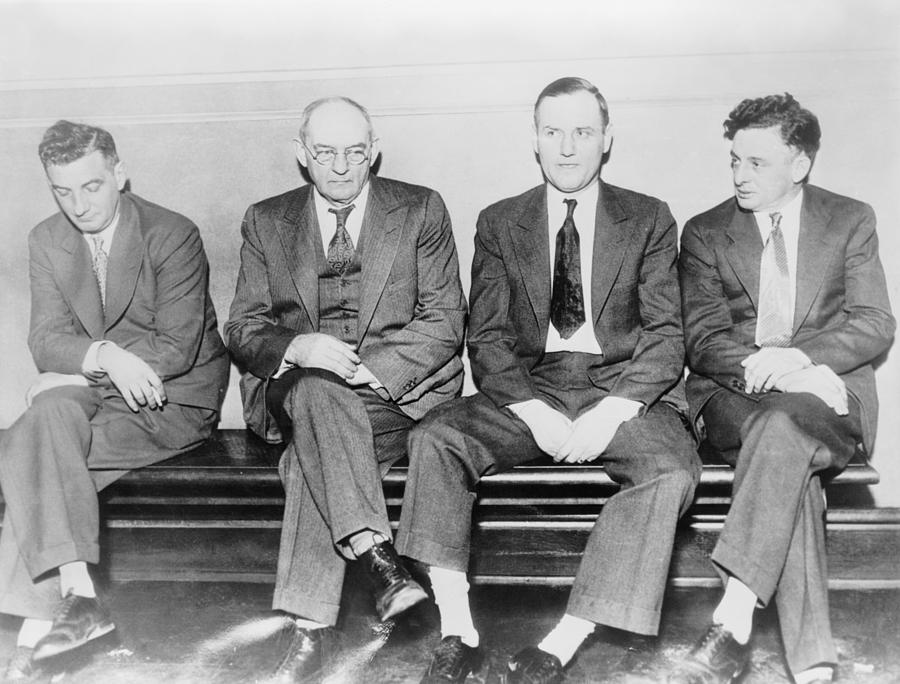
[560,133,575,157]
[332,152,350,175]
[71,190,89,216]
[732,161,749,185]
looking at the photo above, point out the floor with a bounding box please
[1,577,898,683]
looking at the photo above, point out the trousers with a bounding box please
[396,354,700,636]
[0,385,216,619]
[268,369,415,626]
[702,389,862,673]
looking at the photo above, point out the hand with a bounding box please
[346,363,380,388]
[556,396,642,463]
[508,399,573,458]
[775,365,849,415]
[97,343,166,412]
[283,333,360,379]
[741,347,812,394]
[25,372,88,407]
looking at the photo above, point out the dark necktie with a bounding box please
[756,211,792,347]
[550,198,585,339]
[91,235,108,309]
[327,204,355,275]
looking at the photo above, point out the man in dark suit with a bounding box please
[672,94,895,684]
[224,96,466,681]
[0,120,229,680]
[394,77,700,683]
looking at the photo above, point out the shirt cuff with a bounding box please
[272,357,296,379]
[82,340,109,375]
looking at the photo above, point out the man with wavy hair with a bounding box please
[0,120,228,680]
[673,94,894,684]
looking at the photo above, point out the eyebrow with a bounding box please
[51,177,104,191]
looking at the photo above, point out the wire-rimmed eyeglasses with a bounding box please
[301,139,374,166]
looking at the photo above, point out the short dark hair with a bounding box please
[38,120,119,169]
[723,93,820,161]
[534,77,610,128]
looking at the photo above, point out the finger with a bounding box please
[123,389,140,413]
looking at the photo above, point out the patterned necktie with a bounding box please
[755,211,792,347]
[550,198,586,339]
[91,235,108,309]
[327,204,356,275]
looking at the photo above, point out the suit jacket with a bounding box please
[468,181,685,410]
[224,175,467,443]
[27,192,229,412]
[679,184,896,451]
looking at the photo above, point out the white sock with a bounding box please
[17,618,53,648]
[537,614,595,666]
[794,666,834,684]
[293,617,329,630]
[428,566,479,647]
[348,530,388,558]
[712,576,756,644]
[58,561,96,598]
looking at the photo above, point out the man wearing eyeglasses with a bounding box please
[225,96,466,682]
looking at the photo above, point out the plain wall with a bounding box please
[2,0,898,502]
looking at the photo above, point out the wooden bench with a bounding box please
[45,429,892,590]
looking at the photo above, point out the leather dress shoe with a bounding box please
[507,646,564,684]
[668,623,750,684]
[32,591,115,661]
[2,647,36,682]
[272,624,339,683]
[421,635,483,683]
[359,541,428,622]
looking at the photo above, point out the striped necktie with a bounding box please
[755,212,792,347]
[91,235,108,309]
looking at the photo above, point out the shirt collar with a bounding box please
[546,179,600,212]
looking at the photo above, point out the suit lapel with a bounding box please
[510,187,551,336]
[358,178,405,340]
[723,205,764,310]
[275,187,320,329]
[54,219,105,338]
[590,183,630,322]
[103,195,144,329]
[794,188,837,330]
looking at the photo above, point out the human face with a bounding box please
[533,90,612,193]
[45,150,126,234]
[295,101,378,206]
[730,126,811,212]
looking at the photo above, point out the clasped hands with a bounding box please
[741,347,847,415]
[284,333,381,387]
[509,396,642,463]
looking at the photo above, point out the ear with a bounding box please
[791,152,812,183]
[532,123,540,156]
[602,123,614,153]
[368,138,380,168]
[114,161,128,191]
[293,138,309,170]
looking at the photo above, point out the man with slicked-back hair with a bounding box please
[395,77,700,683]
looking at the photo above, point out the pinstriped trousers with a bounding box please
[396,354,700,636]
[267,368,415,626]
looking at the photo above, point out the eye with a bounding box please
[54,187,70,197]
[576,129,594,138]
[85,182,102,192]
